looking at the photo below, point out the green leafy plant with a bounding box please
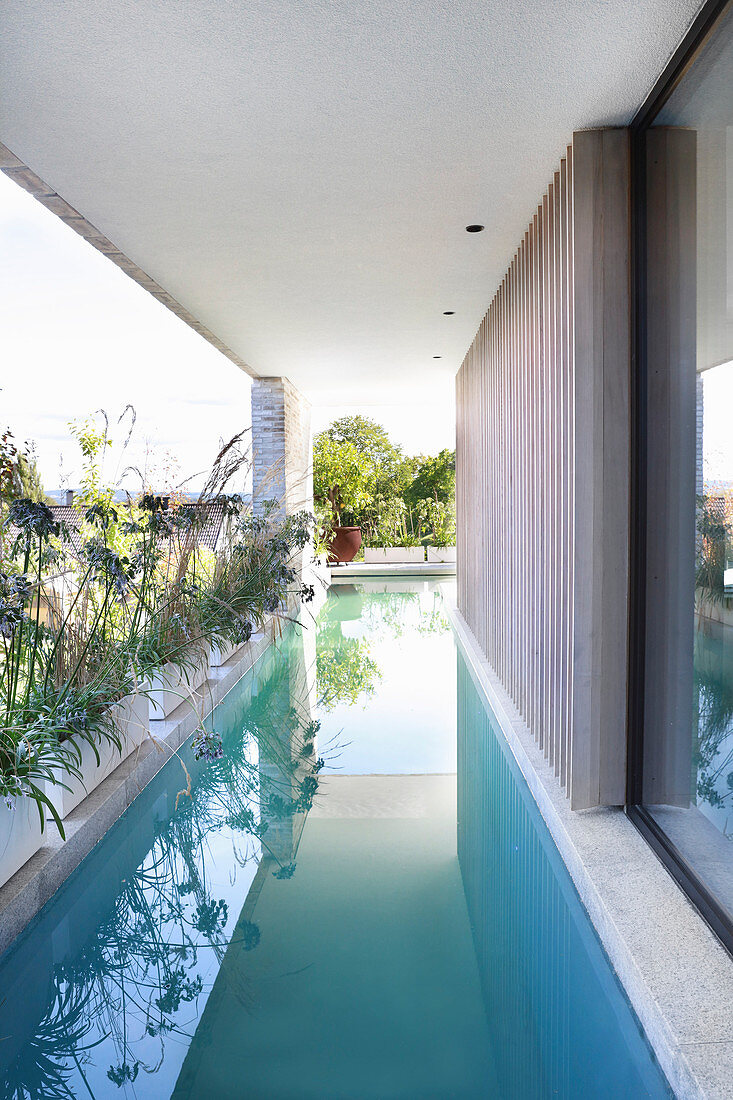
[312,416,455,549]
[371,498,422,548]
[403,448,455,509]
[0,414,317,839]
[695,494,732,608]
[312,433,372,528]
[417,497,456,548]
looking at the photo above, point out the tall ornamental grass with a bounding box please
[0,423,315,836]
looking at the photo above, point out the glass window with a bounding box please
[642,1,733,926]
[642,2,733,928]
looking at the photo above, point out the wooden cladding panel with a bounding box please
[457,145,575,791]
[457,130,630,808]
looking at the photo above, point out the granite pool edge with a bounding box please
[443,594,733,1100]
[0,622,279,958]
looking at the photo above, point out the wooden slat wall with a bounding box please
[457,130,631,808]
[457,145,575,792]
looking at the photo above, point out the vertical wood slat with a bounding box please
[456,147,574,794]
[455,129,631,806]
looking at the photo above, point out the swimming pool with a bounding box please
[0,580,672,1098]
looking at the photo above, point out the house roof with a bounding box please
[7,502,227,557]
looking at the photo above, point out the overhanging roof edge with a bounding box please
[0,140,259,380]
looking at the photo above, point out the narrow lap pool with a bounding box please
[0,581,672,1098]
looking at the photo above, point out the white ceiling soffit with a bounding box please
[0,0,703,404]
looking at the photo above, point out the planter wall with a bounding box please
[696,595,733,630]
[427,546,457,563]
[147,648,211,720]
[209,639,245,668]
[364,546,425,564]
[0,796,44,890]
[46,692,150,820]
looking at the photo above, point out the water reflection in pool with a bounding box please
[0,582,671,1098]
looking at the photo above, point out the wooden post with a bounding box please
[642,128,697,807]
[570,129,632,809]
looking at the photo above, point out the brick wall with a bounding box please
[251,377,312,519]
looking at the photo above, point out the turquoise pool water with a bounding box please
[0,581,672,1099]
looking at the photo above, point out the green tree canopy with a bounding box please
[404,449,455,508]
[313,416,456,547]
[312,433,374,527]
[314,416,421,533]
[0,428,52,505]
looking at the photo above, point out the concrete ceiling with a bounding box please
[0,0,703,404]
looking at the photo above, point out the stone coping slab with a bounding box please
[0,624,279,957]
[443,591,733,1100]
[329,561,456,578]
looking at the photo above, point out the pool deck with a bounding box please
[443,588,733,1100]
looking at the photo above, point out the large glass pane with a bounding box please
[643,2,733,923]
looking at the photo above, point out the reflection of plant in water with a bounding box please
[107,1062,139,1087]
[0,979,97,1100]
[693,640,733,816]
[316,623,381,711]
[316,590,449,712]
[695,494,732,607]
[273,863,297,880]
[414,594,451,637]
[361,590,449,640]
[0,636,330,1099]
[693,500,733,817]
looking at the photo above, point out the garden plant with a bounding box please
[313,416,455,551]
[0,413,316,839]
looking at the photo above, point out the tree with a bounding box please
[0,428,52,505]
[312,434,373,527]
[314,416,416,535]
[404,449,455,509]
[312,417,456,547]
[321,416,400,470]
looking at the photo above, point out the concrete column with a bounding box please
[251,377,312,519]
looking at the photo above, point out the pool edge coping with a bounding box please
[443,592,733,1100]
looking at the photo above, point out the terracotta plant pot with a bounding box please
[328,526,362,564]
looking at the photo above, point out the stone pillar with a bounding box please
[251,377,312,519]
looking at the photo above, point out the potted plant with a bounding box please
[313,433,371,563]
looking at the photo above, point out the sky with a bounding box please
[702,361,733,485]
[0,172,454,495]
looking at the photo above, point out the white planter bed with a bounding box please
[209,638,245,668]
[363,547,425,564]
[45,692,150,820]
[146,649,210,720]
[426,546,456,563]
[0,796,44,889]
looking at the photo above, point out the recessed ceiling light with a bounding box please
[443,311,455,315]
[465,224,484,233]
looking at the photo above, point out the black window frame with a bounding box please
[627,0,733,956]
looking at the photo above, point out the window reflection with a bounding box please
[0,630,323,1099]
[643,1,733,924]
